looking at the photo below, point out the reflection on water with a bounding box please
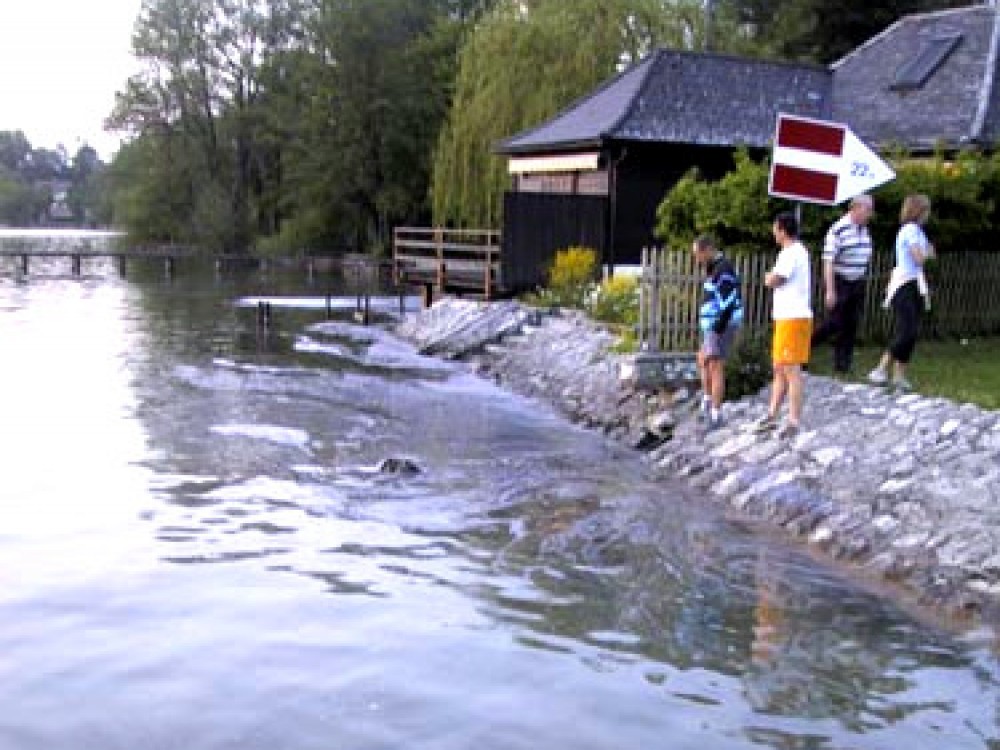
[0,243,998,750]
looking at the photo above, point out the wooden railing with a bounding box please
[392,227,501,302]
[639,246,1000,352]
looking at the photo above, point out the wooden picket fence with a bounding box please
[638,246,1000,352]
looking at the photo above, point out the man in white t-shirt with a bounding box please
[755,211,813,438]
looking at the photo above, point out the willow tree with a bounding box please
[430,0,705,229]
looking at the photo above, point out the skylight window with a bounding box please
[890,33,962,91]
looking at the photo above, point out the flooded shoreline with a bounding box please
[398,298,1000,628]
[1,264,998,748]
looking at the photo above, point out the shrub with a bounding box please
[609,326,638,354]
[655,148,809,252]
[725,331,772,400]
[655,146,1000,257]
[545,246,599,308]
[588,273,639,327]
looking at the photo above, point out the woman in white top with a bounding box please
[868,194,934,392]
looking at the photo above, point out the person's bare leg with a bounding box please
[786,365,804,426]
[708,358,725,409]
[768,369,787,419]
[697,351,710,399]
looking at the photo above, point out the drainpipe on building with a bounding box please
[606,146,628,276]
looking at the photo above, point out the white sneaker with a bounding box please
[776,422,800,439]
[751,414,779,433]
[891,377,913,393]
[697,396,712,422]
[867,367,888,385]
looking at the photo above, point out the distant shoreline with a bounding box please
[0,227,122,238]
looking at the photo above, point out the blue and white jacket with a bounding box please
[699,255,743,334]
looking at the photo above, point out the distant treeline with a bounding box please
[0,132,105,227]
[99,0,970,255]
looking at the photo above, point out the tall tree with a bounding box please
[0,131,32,174]
[67,145,105,226]
[108,0,455,254]
[273,0,462,253]
[108,0,307,251]
[712,0,973,63]
[430,0,705,229]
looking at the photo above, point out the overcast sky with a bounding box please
[0,0,143,160]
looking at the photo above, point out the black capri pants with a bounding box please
[889,280,922,364]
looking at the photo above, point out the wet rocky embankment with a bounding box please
[396,298,1000,623]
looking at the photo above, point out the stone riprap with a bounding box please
[395,298,1000,622]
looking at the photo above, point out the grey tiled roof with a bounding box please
[831,5,1000,150]
[497,49,832,154]
[497,53,659,154]
[499,6,1000,156]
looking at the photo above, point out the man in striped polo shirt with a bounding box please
[812,194,874,374]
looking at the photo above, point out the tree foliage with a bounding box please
[0,131,105,226]
[655,147,1000,256]
[96,0,995,254]
[107,0,308,250]
[710,0,972,63]
[431,0,705,228]
[266,0,459,255]
[107,0,469,254]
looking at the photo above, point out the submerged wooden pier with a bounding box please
[0,243,395,282]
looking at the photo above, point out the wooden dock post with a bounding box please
[483,248,493,301]
[72,255,82,275]
[353,293,371,325]
[257,301,272,328]
[435,262,447,299]
[20,254,28,276]
[117,255,127,277]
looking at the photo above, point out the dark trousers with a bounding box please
[812,274,866,372]
[889,280,922,364]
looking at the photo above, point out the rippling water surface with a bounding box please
[0,237,998,749]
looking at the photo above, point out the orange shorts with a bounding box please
[772,318,812,366]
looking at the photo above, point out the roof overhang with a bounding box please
[507,152,601,174]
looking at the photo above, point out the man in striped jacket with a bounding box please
[812,194,874,374]
[693,234,743,429]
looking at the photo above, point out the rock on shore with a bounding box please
[396,297,1000,623]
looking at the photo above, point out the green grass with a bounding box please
[808,337,1000,410]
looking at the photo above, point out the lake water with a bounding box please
[0,232,998,749]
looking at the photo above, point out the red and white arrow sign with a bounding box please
[768,114,895,205]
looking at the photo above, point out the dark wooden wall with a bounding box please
[501,192,607,292]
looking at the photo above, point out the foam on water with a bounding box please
[210,423,312,448]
